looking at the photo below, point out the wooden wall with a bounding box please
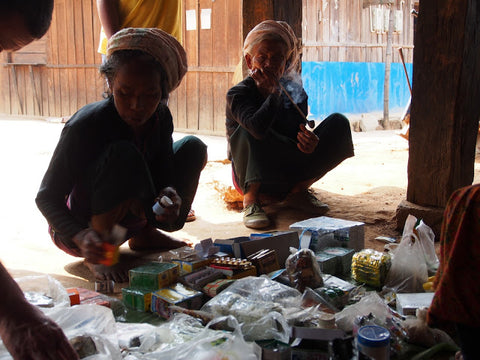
[302,0,416,63]
[0,0,415,134]
[169,0,242,135]
[0,0,104,119]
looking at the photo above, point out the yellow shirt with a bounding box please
[98,0,182,54]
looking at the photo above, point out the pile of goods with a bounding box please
[5,215,459,360]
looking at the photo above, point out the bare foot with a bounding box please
[84,260,130,283]
[128,225,188,251]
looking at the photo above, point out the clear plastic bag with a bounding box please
[285,247,324,292]
[142,316,259,360]
[201,276,300,343]
[14,274,70,312]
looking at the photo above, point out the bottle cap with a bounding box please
[357,325,390,348]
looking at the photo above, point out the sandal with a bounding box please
[186,209,196,222]
[243,203,270,229]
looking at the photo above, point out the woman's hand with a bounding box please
[72,228,105,264]
[154,187,181,223]
[1,304,79,360]
[297,123,319,154]
[250,68,280,97]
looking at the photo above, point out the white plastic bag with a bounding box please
[384,215,429,293]
[415,219,439,273]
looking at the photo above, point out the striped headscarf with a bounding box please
[107,27,187,94]
[243,20,300,75]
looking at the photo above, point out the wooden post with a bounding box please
[381,3,395,129]
[396,0,480,236]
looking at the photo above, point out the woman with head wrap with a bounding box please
[36,28,207,282]
[226,20,354,229]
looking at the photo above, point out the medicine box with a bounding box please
[242,231,300,266]
[151,283,204,319]
[122,287,152,312]
[322,247,355,275]
[213,236,250,258]
[171,258,212,275]
[289,216,364,252]
[128,262,179,291]
[396,293,435,316]
[315,252,337,275]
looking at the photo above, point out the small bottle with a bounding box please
[356,325,390,360]
[152,195,174,215]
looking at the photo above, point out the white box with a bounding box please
[396,293,434,316]
[289,216,365,252]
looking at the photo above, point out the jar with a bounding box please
[356,325,390,360]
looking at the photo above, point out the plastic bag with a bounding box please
[201,276,299,343]
[142,316,259,360]
[383,215,429,293]
[285,248,324,292]
[415,219,439,273]
[14,274,70,312]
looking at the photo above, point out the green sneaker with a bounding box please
[243,203,270,229]
[284,189,329,215]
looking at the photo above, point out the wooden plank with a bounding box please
[74,0,87,109]
[65,0,77,115]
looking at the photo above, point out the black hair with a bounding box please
[0,0,54,39]
[99,50,168,100]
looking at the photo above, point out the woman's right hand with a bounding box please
[72,228,105,264]
[250,68,280,97]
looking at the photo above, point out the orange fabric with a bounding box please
[428,184,480,329]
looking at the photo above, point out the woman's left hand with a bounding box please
[297,123,319,154]
[154,187,181,223]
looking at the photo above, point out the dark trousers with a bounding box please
[52,135,207,256]
[230,113,354,195]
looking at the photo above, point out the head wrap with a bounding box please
[243,20,300,75]
[107,27,188,93]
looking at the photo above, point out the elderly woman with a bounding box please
[226,20,354,229]
[36,28,207,282]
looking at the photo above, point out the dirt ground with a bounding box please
[1,117,479,289]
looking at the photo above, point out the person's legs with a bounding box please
[166,135,207,231]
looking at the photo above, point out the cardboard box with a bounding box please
[181,267,225,291]
[129,262,179,291]
[151,283,203,319]
[315,252,337,275]
[203,278,235,297]
[247,249,280,275]
[76,288,110,307]
[213,236,250,258]
[66,288,80,306]
[289,216,364,252]
[241,231,300,266]
[322,247,355,275]
[396,292,434,316]
[122,287,152,312]
[254,340,291,360]
[209,264,257,279]
[172,258,212,274]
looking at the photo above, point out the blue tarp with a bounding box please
[302,61,413,120]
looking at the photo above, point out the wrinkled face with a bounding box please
[0,12,35,52]
[111,58,163,129]
[245,38,288,79]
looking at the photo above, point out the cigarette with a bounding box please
[278,82,315,129]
